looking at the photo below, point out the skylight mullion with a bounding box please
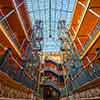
[37,0,40,19]
[49,0,51,37]
[44,0,47,37]
[31,0,36,25]
[59,0,64,19]
[54,0,57,38]
[65,0,70,27]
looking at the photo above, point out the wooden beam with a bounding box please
[73,0,91,41]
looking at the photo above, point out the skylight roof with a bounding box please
[25,0,75,52]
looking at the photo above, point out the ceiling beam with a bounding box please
[81,30,100,59]
[73,0,91,41]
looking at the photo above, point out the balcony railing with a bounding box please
[0,50,34,89]
[66,61,100,93]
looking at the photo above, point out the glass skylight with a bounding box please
[24,0,75,52]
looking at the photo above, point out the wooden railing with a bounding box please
[72,78,100,100]
[0,70,33,99]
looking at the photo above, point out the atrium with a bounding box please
[0,0,100,100]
